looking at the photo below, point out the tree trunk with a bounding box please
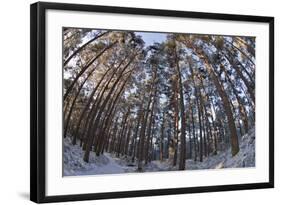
[159,112,165,162]
[221,63,249,134]
[191,102,197,161]
[130,102,144,161]
[223,50,255,104]
[176,55,186,170]
[190,65,203,162]
[144,67,157,164]
[81,59,132,145]
[187,103,192,159]
[64,63,99,141]
[64,31,109,66]
[203,57,240,156]
[95,87,125,155]
[116,109,130,157]
[124,123,133,156]
[138,89,153,171]
[64,41,117,101]
[74,57,126,141]
[186,43,240,156]
[83,54,137,162]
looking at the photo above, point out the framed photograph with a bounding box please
[30,1,274,203]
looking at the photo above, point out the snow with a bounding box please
[64,127,255,176]
[63,138,133,176]
[186,128,255,170]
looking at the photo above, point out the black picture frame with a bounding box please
[30,1,274,203]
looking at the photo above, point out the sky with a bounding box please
[135,32,167,47]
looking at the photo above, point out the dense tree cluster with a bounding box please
[63,28,255,171]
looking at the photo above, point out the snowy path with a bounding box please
[78,153,126,175]
[64,138,136,176]
[64,127,255,176]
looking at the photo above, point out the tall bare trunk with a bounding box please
[74,57,127,141]
[190,65,203,162]
[220,63,249,134]
[159,112,165,162]
[138,88,153,171]
[176,56,186,170]
[64,63,99,141]
[191,102,197,161]
[187,43,240,156]
[203,57,239,156]
[83,54,137,162]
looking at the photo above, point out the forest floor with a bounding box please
[64,128,255,176]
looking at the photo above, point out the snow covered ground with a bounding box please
[64,128,255,176]
[186,128,255,170]
[64,138,132,176]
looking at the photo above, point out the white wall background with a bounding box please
[0,0,279,204]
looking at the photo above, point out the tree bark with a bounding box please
[83,54,137,162]
[137,88,153,171]
[190,65,203,162]
[186,43,240,156]
[159,112,165,162]
[75,56,128,143]
[64,63,99,141]
[176,54,187,170]
[203,57,240,156]
[191,102,197,161]
[220,63,249,134]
